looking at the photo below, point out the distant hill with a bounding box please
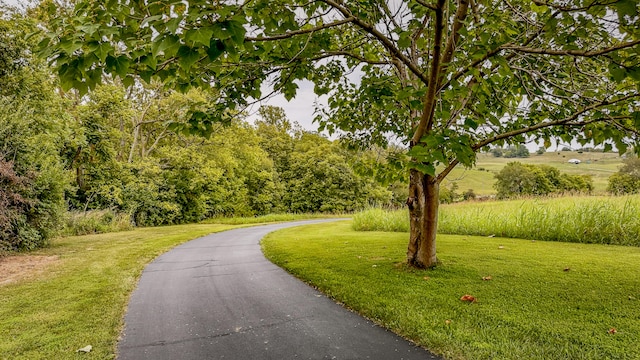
[441,151,624,195]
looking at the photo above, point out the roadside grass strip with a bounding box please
[262,221,640,360]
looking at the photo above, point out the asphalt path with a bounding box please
[117,220,442,360]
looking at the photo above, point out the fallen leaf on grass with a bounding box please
[563,267,571,272]
[423,276,430,281]
[482,276,492,281]
[445,319,452,325]
[77,345,92,353]
[460,294,476,303]
[608,328,617,334]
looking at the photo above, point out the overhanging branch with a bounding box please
[471,93,640,151]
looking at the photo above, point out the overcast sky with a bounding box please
[246,80,327,133]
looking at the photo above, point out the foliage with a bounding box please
[263,222,640,359]
[608,157,640,194]
[40,0,640,167]
[57,89,389,225]
[494,162,592,198]
[0,11,68,250]
[282,133,391,213]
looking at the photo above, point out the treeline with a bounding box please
[1,81,395,250]
[0,11,396,250]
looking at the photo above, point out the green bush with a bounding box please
[608,157,640,194]
[495,162,592,198]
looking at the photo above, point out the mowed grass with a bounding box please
[354,195,640,246]
[262,221,640,360]
[0,215,326,360]
[443,152,623,195]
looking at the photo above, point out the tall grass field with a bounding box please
[353,195,640,246]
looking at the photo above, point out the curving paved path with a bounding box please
[117,220,442,360]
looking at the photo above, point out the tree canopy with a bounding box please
[40,0,640,267]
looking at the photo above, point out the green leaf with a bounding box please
[225,20,246,45]
[207,39,226,61]
[413,162,436,177]
[530,3,548,14]
[609,64,626,82]
[632,111,640,129]
[96,43,113,62]
[141,15,163,27]
[59,40,82,55]
[398,32,411,49]
[604,143,613,152]
[154,35,181,57]
[185,27,214,47]
[177,46,200,71]
[112,56,130,77]
[464,118,478,130]
[165,17,183,34]
[628,66,640,82]
[616,0,638,18]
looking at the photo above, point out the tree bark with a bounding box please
[406,168,439,268]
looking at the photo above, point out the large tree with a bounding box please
[42,0,640,267]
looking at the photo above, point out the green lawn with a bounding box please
[263,221,640,360]
[443,152,623,195]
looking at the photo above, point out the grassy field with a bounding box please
[353,195,640,246]
[0,214,329,360]
[262,221,640,360]
[444,151,623,195]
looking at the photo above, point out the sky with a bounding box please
[246,80,327,134]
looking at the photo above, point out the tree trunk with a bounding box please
[406,168,439,268]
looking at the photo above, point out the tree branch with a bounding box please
[471,93,640,151]
[320,0,430,85]
[245,17,355,41]
[414,0,438,11]
[310,51,389,65]
[502,40,640,57]
[411,0,446,144]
